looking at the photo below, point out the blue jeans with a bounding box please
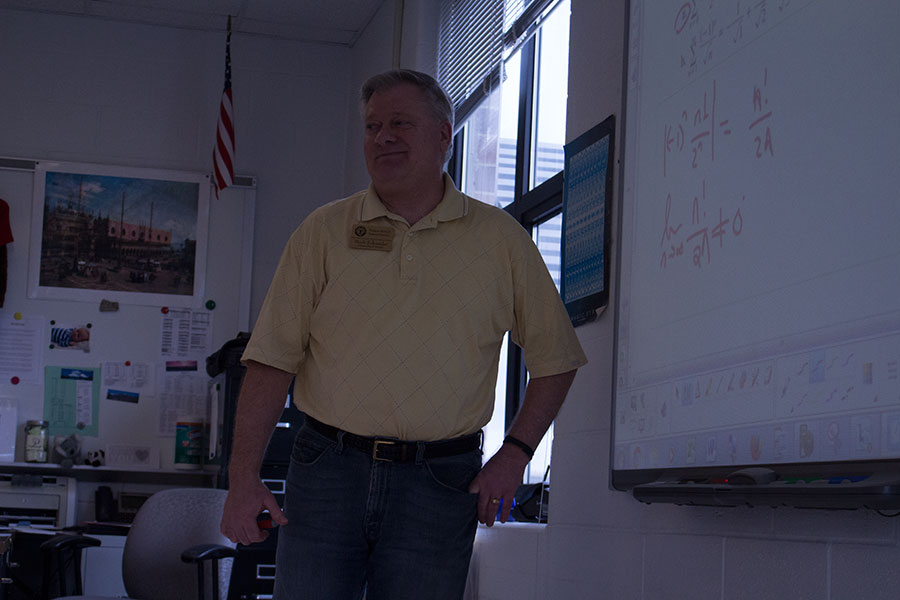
[273,421,482,600]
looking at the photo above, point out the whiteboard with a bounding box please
[0,158,254,469]
[614,0,900,473]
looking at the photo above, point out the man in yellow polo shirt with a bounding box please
[221,69,587,600]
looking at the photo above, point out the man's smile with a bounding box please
[376,149,406,159]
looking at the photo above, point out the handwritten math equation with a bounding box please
[663,68,774,177]
[660,179,744,269]
[673,0,796,78]
[657,64,775,270]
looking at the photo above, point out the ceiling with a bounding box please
[0,0,390,46]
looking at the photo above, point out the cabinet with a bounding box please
[209,334,301,600]
[81,534,128,596]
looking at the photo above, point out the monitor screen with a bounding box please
[612,0,900,505]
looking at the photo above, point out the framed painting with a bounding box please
[27,161,210,307]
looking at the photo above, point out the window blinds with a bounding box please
[437,0,558,126]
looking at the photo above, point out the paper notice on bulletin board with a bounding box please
[160,309,213,360]
[0,398,17,462]
[0,314,44,385]
[44,366,100,436]
[157,360,207,436]
[102,361,154,403]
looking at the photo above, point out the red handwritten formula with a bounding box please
[750,67,774,158]
[663,68,775,177]
[659,3,783,273]
[659,180,744,270]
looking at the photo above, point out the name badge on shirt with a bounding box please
[349,223,394,252]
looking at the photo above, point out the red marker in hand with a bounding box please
[257,512,277,530]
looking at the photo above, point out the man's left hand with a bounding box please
[468,444,530,526]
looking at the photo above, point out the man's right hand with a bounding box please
[220,477,288,545]
[220,361,295,545]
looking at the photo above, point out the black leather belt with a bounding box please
[304,415,482,462]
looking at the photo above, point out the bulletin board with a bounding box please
[0,157,255,470]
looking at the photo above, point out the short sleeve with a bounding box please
[241,214,327,373]
[508,225,587,378]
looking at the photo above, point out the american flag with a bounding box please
[213,16,234,199]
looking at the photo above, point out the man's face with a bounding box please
[363,83,451,194]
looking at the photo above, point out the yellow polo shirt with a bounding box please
[243,175,587,440]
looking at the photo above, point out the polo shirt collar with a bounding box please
[360,173,469,228]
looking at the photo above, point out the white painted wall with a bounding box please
[341,0,395,195]
[341,0,441,196]
[0,8,353,325]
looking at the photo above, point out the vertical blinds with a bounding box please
[437,0,558,126]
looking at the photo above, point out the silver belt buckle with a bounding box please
[372,439,397,462]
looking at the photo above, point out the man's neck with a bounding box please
[377,175,445,226]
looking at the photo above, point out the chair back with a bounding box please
[122,487,234,600]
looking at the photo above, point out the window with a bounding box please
[442,0,571,487]
[530,3,569,189]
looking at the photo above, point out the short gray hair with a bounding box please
[360,69,455,133]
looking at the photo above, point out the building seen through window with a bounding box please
[447,0,570,485]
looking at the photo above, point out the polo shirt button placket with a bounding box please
[403,232,414,262]
[400,232,416,279]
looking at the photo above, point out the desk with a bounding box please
[4,527,54,600]
[0,532,11,600]
[0,464,217,529]
[0,527,126,600]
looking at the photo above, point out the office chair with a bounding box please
[40,487,236,600]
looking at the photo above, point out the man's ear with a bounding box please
[440,121,452,153]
